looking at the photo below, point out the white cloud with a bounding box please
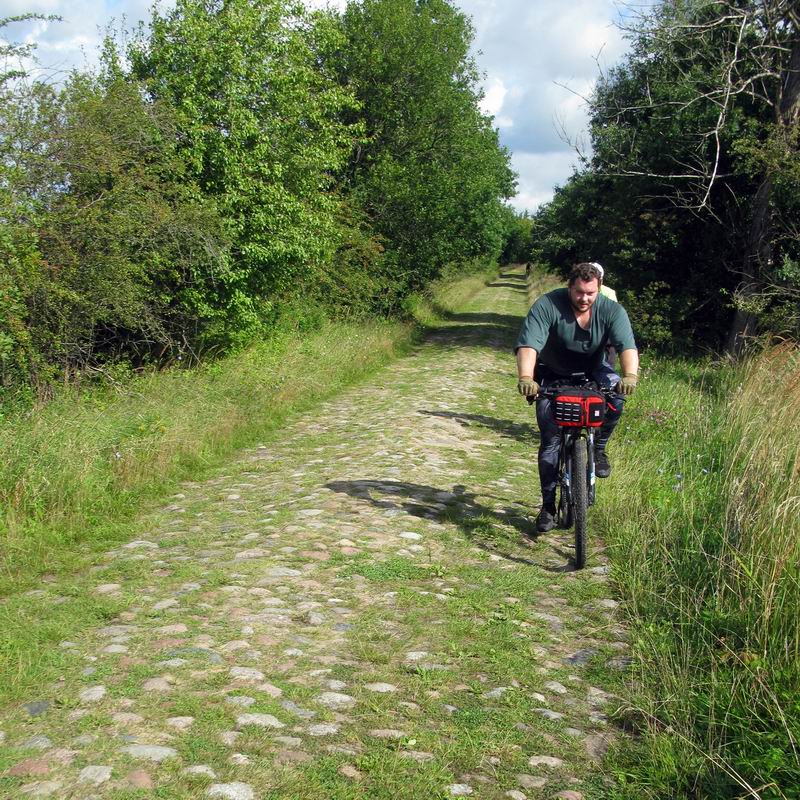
[480,76,506,117]
[457,0,627,210]
[510,150,579,212]
[0,0,169,77]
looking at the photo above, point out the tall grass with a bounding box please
[0,268,494,598]
[598,344,800,799]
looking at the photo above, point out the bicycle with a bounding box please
[528,379,618,569]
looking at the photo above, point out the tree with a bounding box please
[589,0,800,352]
[531,168,730,350]
[129,0,358,343]
[0,68,227,392]
[332,0,515,306]
[499,209,532,265]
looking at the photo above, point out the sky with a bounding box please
[1,0,632,212]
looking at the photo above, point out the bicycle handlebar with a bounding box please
[525,383,619,406]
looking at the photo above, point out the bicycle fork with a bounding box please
[586,429,597,506]
[561,430,598,508]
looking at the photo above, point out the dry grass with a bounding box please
[598,344,800,798]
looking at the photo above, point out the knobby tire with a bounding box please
[572,437,588,569]
[557,483,573,529]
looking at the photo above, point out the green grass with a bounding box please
[0,321,406,588]
[0,266,493,599]
[0,263,634,799]
[596,345,800,799]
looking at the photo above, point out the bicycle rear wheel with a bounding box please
[572,437,588,569]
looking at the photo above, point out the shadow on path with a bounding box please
[420,272,528,353]
[326,478,548,567]
[423,323,516,354]
[417,409,539,444]
[487,281,528,291]
[494,270,525,282]
[431,310,521,327]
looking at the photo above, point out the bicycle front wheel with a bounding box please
[557,483,573,529]
[572,437,589,569]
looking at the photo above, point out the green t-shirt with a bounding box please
[515,289,637,376]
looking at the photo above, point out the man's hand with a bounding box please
[617,373,638,396]
[517,377,540,398]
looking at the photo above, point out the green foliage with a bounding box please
[128,0,359,345]
[499,210,533,265]
[300,198,399,318]
[619,282,678,348]
[0,72,226,395]
[333,0,515,304]
[531,170,730,350]
[531,0,800,352]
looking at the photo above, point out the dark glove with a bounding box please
[517,377,540,398]
[617,373,638,396]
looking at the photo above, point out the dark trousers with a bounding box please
[535,364,624,508]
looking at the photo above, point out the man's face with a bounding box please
[568,278,599,314]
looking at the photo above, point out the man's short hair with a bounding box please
[568,262,603,287]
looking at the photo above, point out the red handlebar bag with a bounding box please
[553,389,606,427]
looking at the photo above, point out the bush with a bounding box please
[0,73,227,395]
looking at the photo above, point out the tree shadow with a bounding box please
[419,271,529,353]
[422,308,521,353]
[487,281,528,290]
[431,310,521,328]
[495,270,524,281]
[325,478,545,567]
[417,409,539,444]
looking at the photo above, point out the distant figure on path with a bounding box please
[591,262,617,301]
[591,261,619,366]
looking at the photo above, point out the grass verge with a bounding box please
[596,345,800,799]
[0,264,495,598]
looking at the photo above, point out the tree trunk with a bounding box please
[725,32,800,356]
[724,176,772,356]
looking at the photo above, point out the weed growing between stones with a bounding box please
[0,267,628,799]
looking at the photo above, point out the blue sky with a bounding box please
[1,0,631,211]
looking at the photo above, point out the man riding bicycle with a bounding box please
[515,263,639,532]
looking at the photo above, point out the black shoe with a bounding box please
[536,506,557,532]
[595,449,611,478]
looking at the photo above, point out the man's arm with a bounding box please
[618,348,639,395]
[517,346,537,380]
[619,348,638,377]
[516,347,539,397]
[515,294,553,397]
